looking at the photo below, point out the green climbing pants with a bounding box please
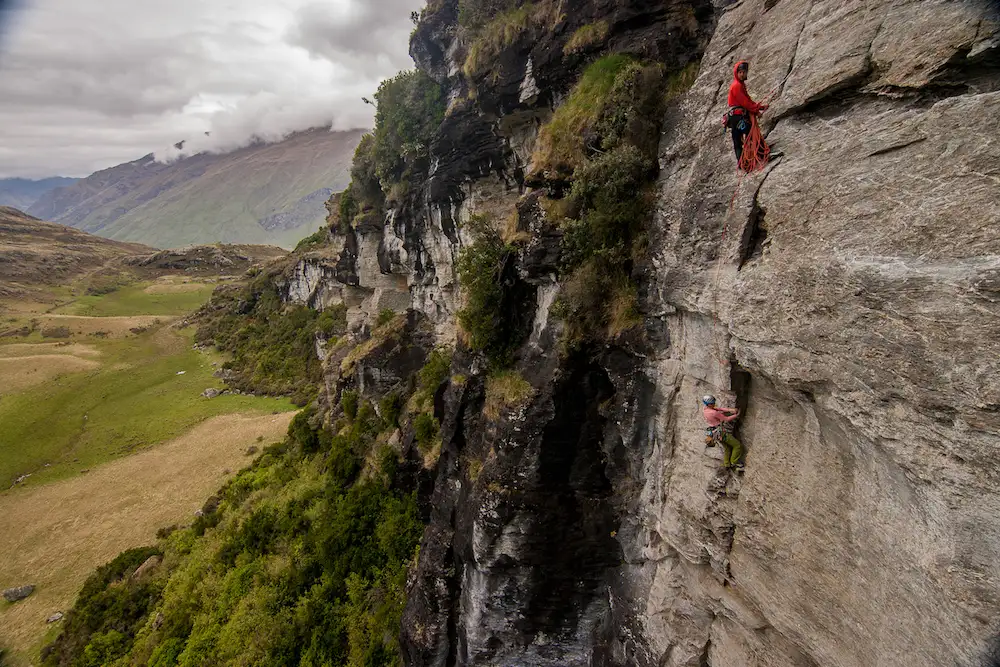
[722,433,743,468]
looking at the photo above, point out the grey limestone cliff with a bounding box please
[283,0,1000,664]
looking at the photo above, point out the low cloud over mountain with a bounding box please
[0,0,423,178]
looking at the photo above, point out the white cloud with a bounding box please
[0,0,424,178]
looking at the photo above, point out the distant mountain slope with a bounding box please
[0,177,79,210]
[0,207,288,301]
[28,128,364,249]
[0,207,151,298]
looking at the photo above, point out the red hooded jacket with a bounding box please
[727,61,761,115]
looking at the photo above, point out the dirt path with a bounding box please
[0,411,296,665]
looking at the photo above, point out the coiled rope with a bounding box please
[737,112,771,174]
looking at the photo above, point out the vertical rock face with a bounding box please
[637,1,1000,665]
[286,0,1000,665]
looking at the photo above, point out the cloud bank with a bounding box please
[0,0,424,178]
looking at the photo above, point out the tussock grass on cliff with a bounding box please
[461,0,563,80]
[531,54,636,179]
[483,370,534,420]
[563,20,610,54]
[463,3,536,80]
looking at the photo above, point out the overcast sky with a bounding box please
[0,0,424,179]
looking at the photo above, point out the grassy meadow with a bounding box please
[0,273,298,666]
[51,279,218,318]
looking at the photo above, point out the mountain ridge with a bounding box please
[0,177,79,210]
[28,128,365,250]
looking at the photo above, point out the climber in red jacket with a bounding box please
[726,61,769,166]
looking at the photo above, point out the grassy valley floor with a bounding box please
[0,412,295,665]
[0,274,298,665]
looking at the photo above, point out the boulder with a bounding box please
[201,388,221,398]
[3,584,35,602]
[46,612,64,623]
[130,555,162,581]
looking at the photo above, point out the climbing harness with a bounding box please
[721,106,750,131]
[704,421,733,447]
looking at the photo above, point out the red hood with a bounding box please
[733,60,748,78]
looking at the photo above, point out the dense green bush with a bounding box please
[294,227,329,252]
[379,391,403,428]
[331,71,443,231]
[418,349,451,395]
[560,145,650,272]
[349,134,383,209]
[46,399,423,667]
[545,59,675,343]
[593,61,666,158]
[413,413,440,453]
[456,216,520,366]
[196,280,346,405]
[372,71,445,189]
[289,405,333,455]
[42,547,164,666]
[341,389,359,420]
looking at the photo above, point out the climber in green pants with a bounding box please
[702,395,744,469]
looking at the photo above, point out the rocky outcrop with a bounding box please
[633,1,1000,665]
[276,0,1000,665]
[3,584,36,603]
[129,555,162,581]
[126,244,286,275]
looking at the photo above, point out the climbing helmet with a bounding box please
[702,395,716,406]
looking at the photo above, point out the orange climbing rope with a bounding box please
[737,113,770,173]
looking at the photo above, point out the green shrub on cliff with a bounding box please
[44,403,423,667]
[539,58,675,343]
[559,144,650,272]
[41,547,164,666]
[330,71,444,231]
[372,70,445,188]
[456,215,520,366]
[196,279,346,405]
